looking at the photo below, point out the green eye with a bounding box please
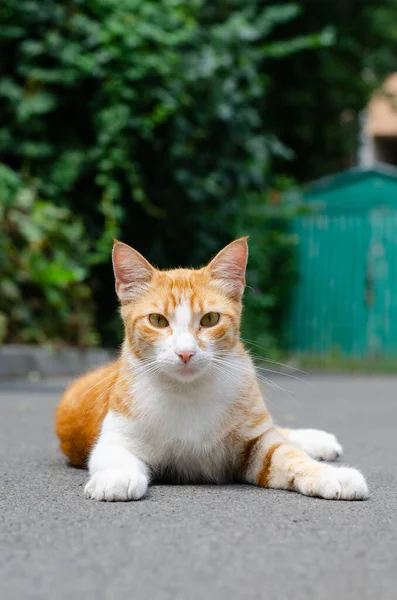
[200,312,220,328]
[149,314,169,328]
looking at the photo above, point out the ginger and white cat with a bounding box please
[56,239,368,501]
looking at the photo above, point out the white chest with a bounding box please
[136,416,233,482]
[110,373,245,482]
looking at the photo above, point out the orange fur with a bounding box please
[257,442,285,487]
[240,433,266,473]
[55,238,368,502]
[56,251,242,466]
[56,363,119,466]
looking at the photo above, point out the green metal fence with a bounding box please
[289,166,397,357]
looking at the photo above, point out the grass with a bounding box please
[284,353,397,374]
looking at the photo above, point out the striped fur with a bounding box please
[56,239,368,501]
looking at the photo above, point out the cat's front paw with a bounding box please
[84,469,148,501]
[289,428,343,461]
[300,466,368,500]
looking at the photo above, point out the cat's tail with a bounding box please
[55,362,119,467]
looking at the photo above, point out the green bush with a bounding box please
[0,1,328,346]
[240,180,298,356]
[0,164,98,345]
[263,0,397,182]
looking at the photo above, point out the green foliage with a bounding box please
[240,179,298,356]
[264,0,397,181]
[1,0,318,346]
[2,0,396,348]
[0,0,315,253]
[0,164,98,345]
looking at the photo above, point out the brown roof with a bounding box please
[367,73,397,136]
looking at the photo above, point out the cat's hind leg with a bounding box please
[275,426,343,461]
[242,428,368,500]
[84,411,149,502]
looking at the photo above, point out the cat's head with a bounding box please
[112,239,248,383]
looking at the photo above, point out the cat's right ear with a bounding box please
[207,237,248,300]
[112,241,154,303]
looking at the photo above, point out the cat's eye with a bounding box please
[148,313,169,328]
[200,312,220,328]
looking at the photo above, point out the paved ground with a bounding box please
[0,374,396,600]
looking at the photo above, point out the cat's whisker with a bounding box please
[76,366,132,403]
[207,363,288,410]
[241,338,310,376]
[254,366,312,388]
[256,375,299,405]
[88,371,136,411]
[208,363,246,389]
[213,355,311,388]
[57,238,368,504]
[247,353,307,375]
[210,356,299,405]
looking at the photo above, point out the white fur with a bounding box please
[84,469,148,501]
[127,348,250,480]
[83,296,368,502]
[267,444,368,500]
[85,298,253,500]
[287,428,343,461]
[141,296,220,383]
[84,346,254,499]
[297,466,369,500]
[85,415,149,501]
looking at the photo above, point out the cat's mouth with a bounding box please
[178,363,200,375]
[170,362,204,382]
[180,364,199,374]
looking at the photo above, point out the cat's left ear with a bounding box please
[207,237,248,300]
[112,241,154,303]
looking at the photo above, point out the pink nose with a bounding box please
[177,351,195,364]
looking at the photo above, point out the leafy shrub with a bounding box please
[240,180,298,356]
[0,0,329,346]
[0,164,98,345]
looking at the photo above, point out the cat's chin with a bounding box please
[165,364,206,384]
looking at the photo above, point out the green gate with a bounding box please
[289,165,397,358]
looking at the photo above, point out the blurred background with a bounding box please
[2,0,397,370]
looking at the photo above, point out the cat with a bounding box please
[56,238,368,501]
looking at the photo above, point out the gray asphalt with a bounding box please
[0,374,396,600]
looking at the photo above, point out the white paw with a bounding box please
[289,428,343,461]
[84,469,148,502]
[301,466,369,500]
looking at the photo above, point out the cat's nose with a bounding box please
[177,350,195,364]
